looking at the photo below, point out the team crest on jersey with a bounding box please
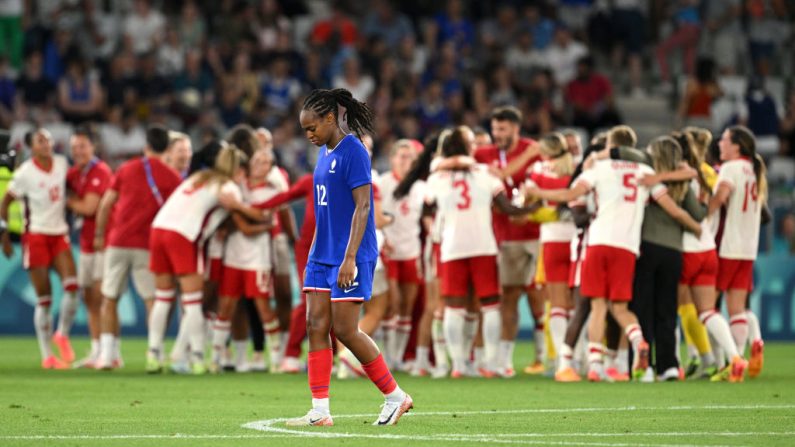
[329,158,337,173]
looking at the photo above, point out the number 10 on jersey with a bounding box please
[316,185,328,206]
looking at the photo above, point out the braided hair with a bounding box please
[302,88,375,139]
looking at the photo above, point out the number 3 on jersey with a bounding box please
[453,179,471,210]
[316,184,328,206]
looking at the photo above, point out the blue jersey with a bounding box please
[309,134,378,265]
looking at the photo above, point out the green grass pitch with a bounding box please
[1,336,794,447]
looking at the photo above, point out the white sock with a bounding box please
[147,290,175,357]
[279,331,289,360]
[415,346,430,370]
[264,319,281,364]
[443,307,467,372]
[675,323,682,364]
[89,338,100,360]
[616,348,629,374]
[549,307,568,364]
[588,342,605,376]
[533,327,545,363]
[99,333,114,365]
[182,293,206,363]
[729,314,749,356]
[394,316,412,365]
[505,340,515,370]
[431,314,448,369]
[708,331,726,368]
[625,323,644,354]
[233,340,248,365]
[473,347,484,369]
[383,316,398,366]
[171,314,190,362]
[385,385,405,403]
[312,398,330,416]
[481,305,501,370]
[701,311,739,359]
[746,310,762,344]
[557,343,573,372]
[463,312,479,358]
[56,285,79,336]
[34,298,53,360]
[701,351,716,368]
[211,319,231,364]
[113,337,122,361]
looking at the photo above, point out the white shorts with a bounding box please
[271,233,292,276]
[498,240,540,287]
[372,258,389,297]
[101,247,155,300]
[77,251,104,288]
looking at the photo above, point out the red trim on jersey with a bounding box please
[32,156,53,173]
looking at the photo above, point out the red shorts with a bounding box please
[22,233,70,269]
[717,258,754,292]
[385,257,422,284]
[440,255,500,298]
[580,245,636,302]
[219,265,271,299]
[208,258,223,283]
[680,250,718,287]
[543,242,571,283]
[149,229,200,276]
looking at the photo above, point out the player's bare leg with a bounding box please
[522,286,545,374]
[29,268,65,369]
[253,296,281,370]
[394,281,419,370]
[412,285,435,377]
[555,287,589,381]
[724,288,751,382]
[608,301,649,380]
[273,271,292,360]
[146,274,177,373]
[52,249,79,363]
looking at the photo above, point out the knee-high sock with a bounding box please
[308,348,333,414]
[549,307,568,363]
[729,314,749,357]
[443,307,467,372]
[463,312,479,360]
[480,304,501,369]
[678,303,711,355]
[746,310,762,344]
[147,289,175,357]
[170,314,190,362]
[56,279,79,336]
[394,316,412,365]
[264,318,281,363]
[700,310,739,360]
[533,312,545,363]
[211,318,231,364]
[587,342,605,376]
[181,291,205,362]
[431,312,448,369]
[34,297,53,360]
[382,316,398,366]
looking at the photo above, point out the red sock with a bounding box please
[307,348,332,399]
[362,353,397,395]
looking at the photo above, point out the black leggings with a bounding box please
[630,241,682,374]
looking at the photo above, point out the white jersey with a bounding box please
[715,158,761,260]
[425,165,504,262]
[224,180,283,271]
[682,179,717,253]
[574,159,664,256]
[525,161,577,243]
[8,155,69,235]
[152,177,241,242]
[379,172,425,260]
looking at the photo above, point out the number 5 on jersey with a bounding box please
[316,184,328,206]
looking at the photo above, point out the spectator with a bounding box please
[14,51,57,122]
[132,52,171,120]
[656,0,701,86]
[565,56,620,134]
[505,30,548,87]
[74,0,119,64]
[414,80,451,135]
[479,3,520,50]
[545,26,589,87]
[677,57,722,128]
[746,0,790,76]
[0,56,15,127]
[521,4,556,50]
[362,0,414,50]
[610,0,648,96]
[431,0,475,54]
[489,65,518,108]
[0,0,23,68]
[700,0,742,75]
[177,1,206,49]
[172,49,213,120]
[253,0,291,52]
[224,51,260,115]
[781,89,795,157]
[260,56,302,116]
[157,28,185,78]
[522,70,559,136]
[124,0,165,55]
[99,107,147,168]
[309,1,358,50]
[217,86,244,129]
[43,26,78,84]
[556,0,595,34]
[739,76,781,157]
[332,55,376,103]
[396,36,428,79]
[101,52,136,112]
[57,58,103,124]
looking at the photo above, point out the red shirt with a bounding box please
[311,17,358,46]
[256,174,315,250]
[565,74,612,114]
[107,156,181,249]
[474,137,541,242]
[67,159,113,253]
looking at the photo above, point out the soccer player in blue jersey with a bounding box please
[286,89,413,427]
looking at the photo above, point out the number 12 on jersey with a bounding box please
[316,184,328,206]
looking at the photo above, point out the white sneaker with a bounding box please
[431,365,449,379]
[373,393,413,426]
[170,361,192,375]
[235,361,251,373]
[658,367,681,382]
[640,368,656,383]
[285,409,333,427]
[250,353,267,372]
[280,356,302,374]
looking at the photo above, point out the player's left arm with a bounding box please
[67,192,102,216]
[708,183,731,215]
[526,182,589,204]
[656,192,702,237]
[338,184,371,288]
